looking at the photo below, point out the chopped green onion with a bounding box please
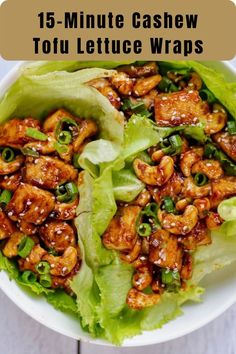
[199,89,216,104]
[26,128,48,141]
[73,153,81,169]
[194,173,208,186]
[55,182,78,203]
[121,98,152,117]
[55,117,78,140]
[163,196,176,213]
[54,141,68,154]
[137,223,152,237]
[18,236,35,258]
[160,134,182,156]
[0,190,12,208]
[143,203,158,218]
[161,269,180,291]
[21,147,39,157]
[21,270,37,284]
[1,148,15,162]
[39,274,52,288]
[227,120,236,135]
[161,269,175,284]
[158,77,178,93]
[36,261,50,275]
[204,143,216,158]
[57,130,72,145]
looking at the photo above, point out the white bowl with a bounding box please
[0,61,236,347]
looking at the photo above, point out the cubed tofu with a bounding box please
[0,211,16,240]
[39,221,76,253]
[213,132,236,162]
[6,183,55,225]
[103,206,141,251]
[0,172,22,191]
[210,177,236,208]
[0,118,41,148]
[154,90,208,126]
[149,229,183,270]
[24,156,78,189]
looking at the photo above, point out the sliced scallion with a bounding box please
[21,270,37,284]
[227,120,236,135]
[54,141,68,154]
[194,173,208,186]
[1,148,15,162]
[73,153,81,169]
[137,223,152,237]
[0,190,12,208]
[163,196,176,214]
[21,147,40,157]
[36,261,50,275]
[26,128,48,141]
[57,131,72,145]
[55,117,78,140]
[18,236,35,258]
[39,273,52,288]
[55,182,78,203]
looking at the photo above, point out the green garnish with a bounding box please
[57,131,72,145]
[73,153,81,169]
[18,237,35,258]
[199,89,216,104]
[21,147,40,157]
[0,190,12,208]
[158,76,178,93]
[55,182,78,203]
[137,223,152,237]
[160,134,183,156]
[26,128,48,141]
[39,274,52,288]
[21,271,37,284]
[1,147,15,162]
[36,261,51,275]
[194,173,208,186]
[163,196,176,213]
[121,98,152,117]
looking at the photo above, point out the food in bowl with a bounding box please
[0,60,236,345]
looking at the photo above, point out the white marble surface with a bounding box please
[0,58,236,354]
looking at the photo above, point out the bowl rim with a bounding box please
[0,60,236,347]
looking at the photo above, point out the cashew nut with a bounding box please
[133,189,151,207]
[120,238,142,263]
[3,232,25,258]
[182,177,211,198]
[43,246,78,276]
[0,155,24,175]
[151,150,165,162]
[180,148,203,177]
[110,72,134,96]
[158,205,198,235]
[175,198,192,212]
[204,103,227,135]
[117,62,158,78]
[133,156,174,186]
[132,265,152,291]
[188,72,202,90]
[133,75,162,97]
[191,159,223,179]
[126,288,160,310]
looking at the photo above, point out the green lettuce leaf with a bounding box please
[0,251,51,295]
[112,168,144,202]
[46,290,78,315]
[218,196,236,221]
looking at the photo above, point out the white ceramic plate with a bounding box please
[0,61,236,347]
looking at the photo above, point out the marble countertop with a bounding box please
[0,58,236,354]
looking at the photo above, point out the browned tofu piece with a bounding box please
[0,118,41,148]
[180,253,193,280]
[43,109,80,133]
[0,211,16,240]
[24,156,78,189]
[210,177,236,208]
[180,220,211,251]
[6,183,55,225]
[117,62,158,78]
[103,206,141,251]
[0,172,22,192]
[49,198,79,220]
[154,90,208,126]
[39,221,76,253]
[149,229,183,270]
[213,132,236,162]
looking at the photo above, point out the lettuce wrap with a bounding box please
[0,60,236,345]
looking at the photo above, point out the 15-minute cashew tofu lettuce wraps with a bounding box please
[0,61,236,344]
